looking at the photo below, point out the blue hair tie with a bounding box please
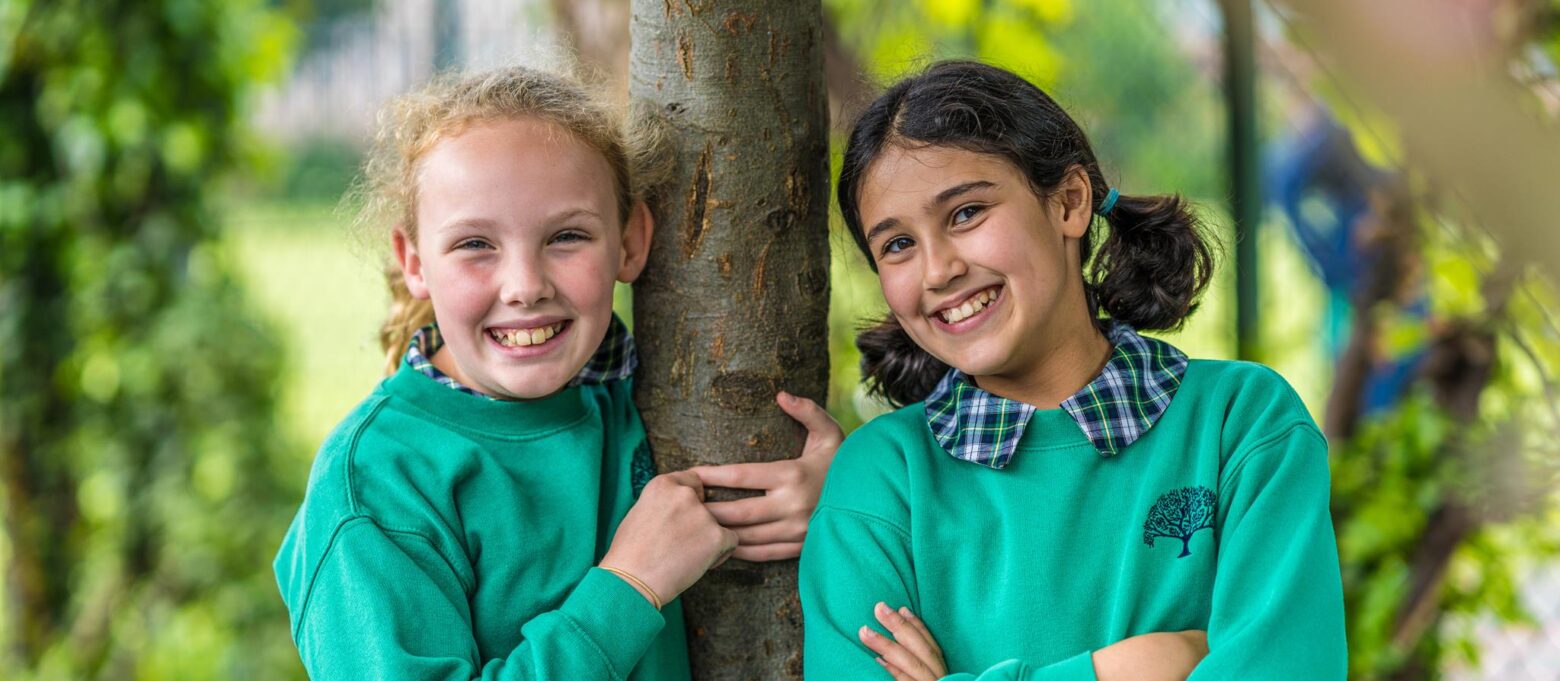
[1097,187,1120,216]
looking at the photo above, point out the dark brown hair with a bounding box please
[840,61,1215,407]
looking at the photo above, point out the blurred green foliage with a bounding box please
[277,137,363,202]
[1314,81,1560,680]
[0,0,307,678]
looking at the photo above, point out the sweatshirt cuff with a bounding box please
[937,650,1097,681]
[558,568,667,676]
[1035,650,1098,681]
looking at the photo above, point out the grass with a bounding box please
[222,200,387,451]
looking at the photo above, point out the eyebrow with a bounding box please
[436,208,605,234]
[863,180,998,245]
[437,216,498,233]
[933,180,996,206]
[547,207,605,225]
[864,217,901,246]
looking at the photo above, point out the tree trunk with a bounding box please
[629,1,830,679]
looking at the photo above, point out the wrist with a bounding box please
[597,564,663,610]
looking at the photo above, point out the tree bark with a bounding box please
[629,1,830,679]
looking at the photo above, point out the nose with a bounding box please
[498,250,553,306]
[921,237,968,291]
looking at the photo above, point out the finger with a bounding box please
[730,542,804,562]
[705,497,786,527]
[777,391,843,438]
[875,602,939,670]
[659,469,706,498]
[876,657,918,681]
[732,520,805,546]
[899,607,943,658]
[859,625,933,679]
[691,461,785,491]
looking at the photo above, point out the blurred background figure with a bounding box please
[1,0,1556,679]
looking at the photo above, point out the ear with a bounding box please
[1053,166,1092,240]
[393,226,432,300]
[617,200,655,283]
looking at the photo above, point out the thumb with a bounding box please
[662,468,707,499]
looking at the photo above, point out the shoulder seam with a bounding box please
[344,394,392,515]
[291,515,473,641]
[1245,420,1325,454]
[813,504,911,541]
[1222,420,1326,484]
[292,515,373,638]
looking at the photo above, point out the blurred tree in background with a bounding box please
[1266,1,1560,677]
[0,0,307,678]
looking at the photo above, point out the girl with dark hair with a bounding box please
[799,61,1346,680]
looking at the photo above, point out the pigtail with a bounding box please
[378,262,435,375]
[1088,193,1216,332]
[857,315,950,408]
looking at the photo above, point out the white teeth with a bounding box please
[939,287,999,324]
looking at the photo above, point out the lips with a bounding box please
[488,320,569,347]
[932,285,1002,324]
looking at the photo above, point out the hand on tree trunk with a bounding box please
[600,470,739,605]
[690,391,843,561]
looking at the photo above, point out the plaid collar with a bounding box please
[404,314,638,400]
[923,321,1188,468]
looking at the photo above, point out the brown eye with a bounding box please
[953,205,984,224]
[881,236,913,256]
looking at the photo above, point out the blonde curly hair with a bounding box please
[350,66,673,374]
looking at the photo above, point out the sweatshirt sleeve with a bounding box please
[1186,423,1348,680]
[801,504,919,679]
[800,506,1097,681]
[290,517,665,681]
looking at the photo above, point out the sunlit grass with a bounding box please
[222,200,386,452]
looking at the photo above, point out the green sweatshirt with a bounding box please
[800,360,1346,680]
[274,364,689,681]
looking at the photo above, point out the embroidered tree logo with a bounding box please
[1143,486,1217,558]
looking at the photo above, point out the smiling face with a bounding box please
[857,144,1096,389]
[395,117,650,400]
